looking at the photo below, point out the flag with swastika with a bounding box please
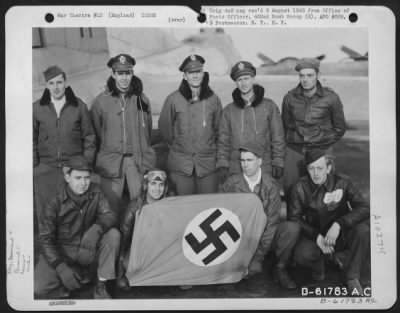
[125,193,267,286]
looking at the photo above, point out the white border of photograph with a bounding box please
[5,5,396,310]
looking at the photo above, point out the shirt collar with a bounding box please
[51,95,66,105]
[191,89,200,101]
[243,168,262,192]
[242,93,255,107]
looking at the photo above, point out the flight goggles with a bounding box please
[144,170,167,182]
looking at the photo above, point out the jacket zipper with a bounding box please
[79,207,85,239]
[120,96,127,154]
[55,104,63,166]
[251,107,258,134]
[57,104,67,166]
[57,118,60,165]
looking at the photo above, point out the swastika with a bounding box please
[184,209,241,265]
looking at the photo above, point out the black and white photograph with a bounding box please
[5,5,396,310]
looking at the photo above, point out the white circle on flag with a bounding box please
[182,208,242,267]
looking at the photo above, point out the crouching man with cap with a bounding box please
[158,54,222,195]
[281,58,346,200]
[217,61,285,185]
[220,143,297,281]
[34,155,120,299]
[91,54,156,214]
[280,149,370,294]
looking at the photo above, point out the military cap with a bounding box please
[62,155,92,174]
[179,54,205,72]
[305,149,327,166]
[230,61,256,81]
[239,142,263,158]
[107,54,136,71]
[295,58,321,72]
[43,65,65,82]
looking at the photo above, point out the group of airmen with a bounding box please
[33,52,370,299]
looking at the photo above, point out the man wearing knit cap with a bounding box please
[217,61,285,185]
[281,57,346,201]
[34,155,120,299]
[279,149,370,294]
[33,65,96,232]
[91,54,156,214]
[159,54,222,195]
[220,142,299,287]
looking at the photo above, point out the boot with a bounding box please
[273,263,296,290]
[58,287,71,298]
[311,271,325,281]
[46,286,70,299]
[115,257,130,291]
[78,267,92,285]
[311,260,325,281]
[248,258,263,276]
[93,279,111,299]
[116,275,130,291]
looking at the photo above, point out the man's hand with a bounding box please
[56,263,82,291]
[325,222,341,246]
[217,167,229,184]
[316,234,335,255]
[272,166,284,179]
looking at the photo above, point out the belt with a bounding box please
[123,153,133,157]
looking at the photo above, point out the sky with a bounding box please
[173,27,368,66]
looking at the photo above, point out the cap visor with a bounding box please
[184,64,203,72]
[112,65,133,71]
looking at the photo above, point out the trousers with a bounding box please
[99,156,142,215]
[170,170,218,195]
[270,221,302,265]
[34,228,120,298]
[281,220,370,280]
[33,163,64,221]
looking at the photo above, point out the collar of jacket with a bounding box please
[293,80,325,97]
[231,170,275,191]
[39,86,78,106]
[106,75,149,112]
[178,72,214,101]
[232,84,265,109]
[60,181,101,203]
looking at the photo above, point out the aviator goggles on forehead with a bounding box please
[144,170,167,182]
